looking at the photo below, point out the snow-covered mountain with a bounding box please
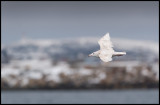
[1,37,159,63]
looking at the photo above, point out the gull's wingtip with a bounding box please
[104,32,110,39]
[105,32,110,37]
[106,32,109,35]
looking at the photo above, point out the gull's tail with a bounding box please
[113,52,126,56]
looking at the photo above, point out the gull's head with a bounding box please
[88,52,95,57]
[88,51,100,57]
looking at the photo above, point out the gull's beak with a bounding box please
[88,54,92,57]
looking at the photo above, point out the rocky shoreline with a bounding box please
[1,60,159,90]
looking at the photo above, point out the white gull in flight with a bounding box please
[88,33,126,62]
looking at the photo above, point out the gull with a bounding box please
[88,33,126,62]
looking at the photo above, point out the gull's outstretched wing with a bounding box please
[98,33,113,50]
[98,33,114,62]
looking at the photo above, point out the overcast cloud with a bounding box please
[1,1,159,44]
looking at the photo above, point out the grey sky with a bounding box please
[1,1,159,44]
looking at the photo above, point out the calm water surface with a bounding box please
[1,89,159,104]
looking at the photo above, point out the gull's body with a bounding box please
[89,33,126,62]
